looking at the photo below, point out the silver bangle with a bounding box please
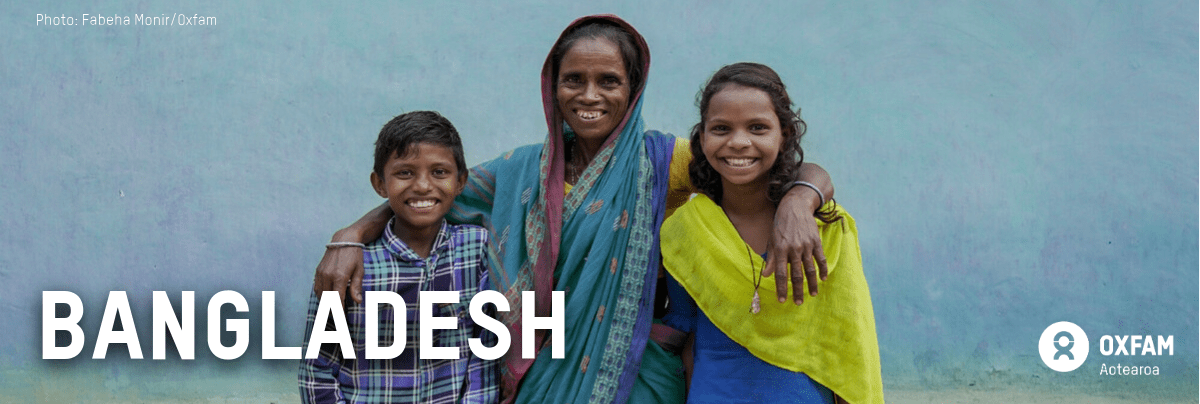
[325,241,367,249]
[787,181,825,207]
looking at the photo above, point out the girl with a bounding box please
[660,63,883,404]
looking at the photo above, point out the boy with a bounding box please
[299,111,496,403]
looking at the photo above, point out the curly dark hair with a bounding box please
[687,62,838,223]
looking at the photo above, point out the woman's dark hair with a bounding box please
[687,62,838,223]
[549,20,646,96]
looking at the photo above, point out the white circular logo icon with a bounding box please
[1039,321,1089,372]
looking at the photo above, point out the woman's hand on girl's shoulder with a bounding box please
[763,189,828,305]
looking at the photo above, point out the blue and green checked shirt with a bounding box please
[300,219,498,404]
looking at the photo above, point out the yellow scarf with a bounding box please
[660,195,883,404]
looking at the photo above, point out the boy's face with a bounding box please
[371,142,465,238]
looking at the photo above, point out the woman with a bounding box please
[313,15,835,403]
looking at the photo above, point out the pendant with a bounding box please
[750,290,761,314]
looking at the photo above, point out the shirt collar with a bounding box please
[381,218,451,261]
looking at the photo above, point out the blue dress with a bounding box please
[663,269,834,404]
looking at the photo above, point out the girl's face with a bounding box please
[700,84,784,189]
[556,37,631,146]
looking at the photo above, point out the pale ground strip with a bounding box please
[887,388,1199,404]
[12,391,1200,404]
[9,369,1198,404]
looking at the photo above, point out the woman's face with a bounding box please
[700,84,784,189]
[556,37,631,146]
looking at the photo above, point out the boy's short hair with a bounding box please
[373,111,467,176]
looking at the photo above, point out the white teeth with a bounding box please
[408,200,436,208]
[723,158,757,167]
[577,110,603,120]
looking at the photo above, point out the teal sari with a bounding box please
[449,15,679,404]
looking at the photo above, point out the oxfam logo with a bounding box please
[1039,322,1089,372]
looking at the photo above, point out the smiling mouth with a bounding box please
[721,158,759,168]
[407,199,438,209]
[575,110,606,122]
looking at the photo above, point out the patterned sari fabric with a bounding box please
[448,15,676,404]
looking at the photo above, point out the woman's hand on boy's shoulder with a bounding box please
[313,202,393,304]
[314,233,365,304]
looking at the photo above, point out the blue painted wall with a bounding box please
[3,0,1196,401]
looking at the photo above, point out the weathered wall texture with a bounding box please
[3,1,1196,402]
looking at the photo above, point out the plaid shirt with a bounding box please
[300,219,498,404]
